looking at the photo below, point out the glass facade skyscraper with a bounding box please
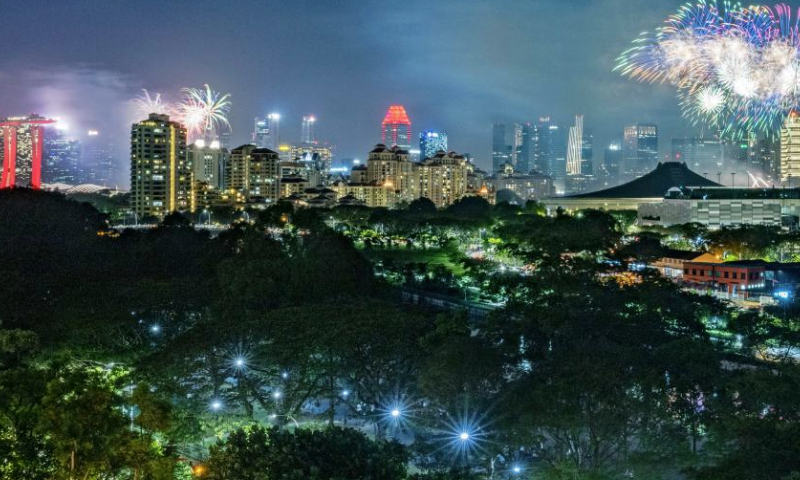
[419,130,448,159]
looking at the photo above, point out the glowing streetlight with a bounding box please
[150,324,160,333]
[342,390,350,397]
[234,357,245,368]
[281,371,289,379]
[210,400,222,412]
[512,465,522,474]
[391,408,401,418]
[459,431,470,441]
[273,391,282,399]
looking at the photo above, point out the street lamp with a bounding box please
[150,324,160,334]
[210,400,222,412]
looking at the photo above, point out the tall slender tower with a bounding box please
[130,113,190,219]
[267,113,280,149]
[567,115,584,176]
[381,105,412,150]
[301,115,316,145]
[0,114,56,189]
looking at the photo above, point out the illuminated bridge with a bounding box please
[0,114,56,189]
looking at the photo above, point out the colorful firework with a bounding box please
[176,84,231,141]
[616,1,800,139]
[135,89,169,117]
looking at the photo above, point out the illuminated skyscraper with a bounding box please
[43,128,81,184]
[188,140,228,189]
[253,117,270,147]
[534,117,567,182]
[267,114,280,149]
[623,123,659,179]
[419,130,448,159]
[0,114,56,189]
[83,130,116,186]
[567,115,584,175]
[301,115,316,145]
[227,145,281,203]
[492,123,511,173]
[514,122,534,174]
[130,114,190,219]
[381,105,412,150]
[254,114,281,149]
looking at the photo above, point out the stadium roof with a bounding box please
[567,162,720,199]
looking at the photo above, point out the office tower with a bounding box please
[757,136,779,181]
[253,117,270,147]
[672,137,723,174]
[416,150,469,207]
[367,144,415,200]
[0,114,56,189]
[534,117,567,182]
[419,130,448,159]
[582,128,593,175]
[567,115,584,176]
[188,140,228,189]
[254,113,281,149]
[622,123,659,179]
[130,114,190,219]
[227,145,281,203]
[83,130,116,186]
[381,105,412,150]
[514,122,534,173]
[301,115,316,145]
[602,141,623,181]
[781,112,800,183]
[43,128,81,184]
[492,123,512,173]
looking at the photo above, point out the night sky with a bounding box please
[0,0,700,184]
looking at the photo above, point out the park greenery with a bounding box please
[3,188,800,479]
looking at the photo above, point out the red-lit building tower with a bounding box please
[381,105,412,150]
[0,114,56,189]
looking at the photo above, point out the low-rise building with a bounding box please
[638,186,800,229]
[651,250,718,278]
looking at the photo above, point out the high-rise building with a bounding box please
[83,130,116,186]
[492,123,511,173]
[188,140,228,189]
[416,150,469,207]
[130,114,191,219]
[567,115,584,176]
[227,145,281,203]
[672,136,723,174]
[0,114,56,189]
[602,141,623,182]
[253,117,270,147]
[781,112,800,184]
[420,130,448,159]
[623,123,659,179]
[381,105,412,150]
[253,114,282,150]
[514,122,534,174]
[366,144,415,201]
[534,118,567,183]
[301,115,316,145]
[582,128,594,175]
[43,128,81,185]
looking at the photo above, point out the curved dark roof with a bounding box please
[569,162,720,199]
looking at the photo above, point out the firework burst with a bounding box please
[616,1,800,139]
[135,89,169,117]
[176,84,231,141]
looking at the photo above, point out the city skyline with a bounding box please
[0,0,703,185]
